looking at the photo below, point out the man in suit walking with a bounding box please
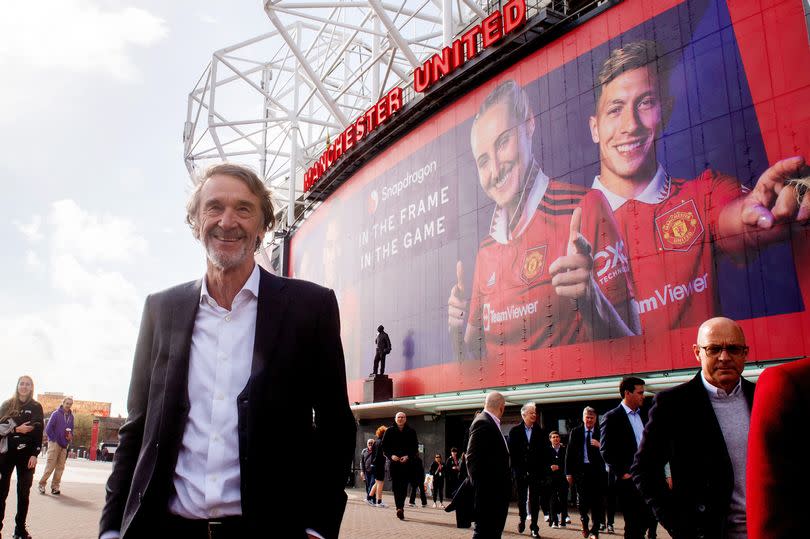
[546,431,568,529]
[99,163,356,539]
[508,402,547,536]
[600,377,648,538]
[566,407,606,539]
[467,391,511,538]
[382,411,419,520]
[632,317,755,539]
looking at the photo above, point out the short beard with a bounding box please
[205,240,252,271]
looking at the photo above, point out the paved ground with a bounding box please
[2,459,671,538]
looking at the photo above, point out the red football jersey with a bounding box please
[610,170,742,333]
[466,180,635,359]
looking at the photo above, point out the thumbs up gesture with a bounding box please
[448,260,468,330]
[548,207,595,299]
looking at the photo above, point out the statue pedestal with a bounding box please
[364,374,393,403]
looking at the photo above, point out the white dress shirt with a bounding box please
[169,264,260,519]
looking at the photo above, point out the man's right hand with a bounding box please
[448,261,468,331]
[16,422,34,434]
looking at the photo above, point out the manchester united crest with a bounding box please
[655,199,703,251]
[521,245,547,284]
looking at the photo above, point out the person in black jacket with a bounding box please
[445,447,462,498]
[566,407,606,539]
[408,454,428,507]
[600,376,648,538]
[0,375,44,539]
[381,412,418,520]
[632,317,756,539]
[547,431,569,529]
[428,454,445,507]
[360,438,376,504]
[467,391,511,539]
[369,425,388,507]
[507,402,548,536]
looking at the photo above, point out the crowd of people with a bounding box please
[361,317,802,539]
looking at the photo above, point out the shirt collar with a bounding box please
[591,163,669,211]
[489,160,549,244]
[483,409,502,429]
[620,402,639,415]
[700,372,743,398]
[200,263,260,306]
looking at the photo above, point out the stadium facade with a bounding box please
[186,0,810,458]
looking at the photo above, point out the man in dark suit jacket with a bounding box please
[381,411,419,520]
[467,391,511,539]
[507,402,548,536]
[632,317,755,539]
[747,357,810,538]
[600,377,648,538]
[546,431,568,528]
[99,163,356,539]
[566,407,606,539]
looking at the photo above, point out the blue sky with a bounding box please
[1,0,273,415]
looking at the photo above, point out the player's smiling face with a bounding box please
[590,66,664,188]
[471,102,534,215]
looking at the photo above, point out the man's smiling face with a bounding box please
[590,65,664,188]
[197,173,263,272]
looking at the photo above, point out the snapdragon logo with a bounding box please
[482,301,539,331]
[381,161,437,201]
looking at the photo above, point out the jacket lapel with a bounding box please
[688,373,731,462]
[164,279,202,419]
[243,268,288,389]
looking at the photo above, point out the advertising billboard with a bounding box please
[291,0,810,403]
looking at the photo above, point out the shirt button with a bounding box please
[225,315,231,322]
[207,299,216,307]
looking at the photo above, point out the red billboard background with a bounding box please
[291,0,810,404]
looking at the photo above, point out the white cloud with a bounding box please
[25,250,43,270]
[14,215,43,242]
[197,13,218,24]
[1,200,148,415]
[0,0,168,82]
[48,199,148,265]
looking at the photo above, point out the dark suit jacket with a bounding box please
[564,424,604,480]
[466,411,511,526]
[100,268,356,539]
[547,444,567,482]
[747,358,809,539]
[632,372,755,538]
[507,423,548,482]
[381,423,418,480]
[600,404,645,480]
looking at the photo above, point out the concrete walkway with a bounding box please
[2,459,671,538]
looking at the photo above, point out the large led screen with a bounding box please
[291,0,810,403]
